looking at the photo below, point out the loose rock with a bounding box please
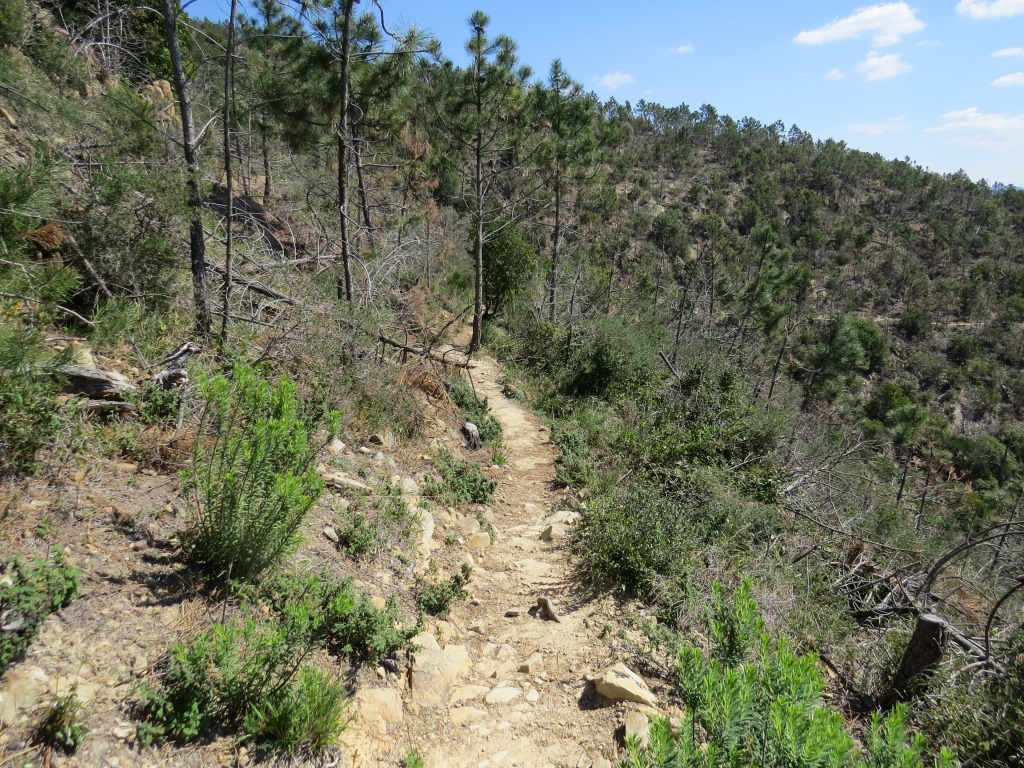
[593,663,658,707]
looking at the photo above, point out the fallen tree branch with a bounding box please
[377,334,473,369]
[204,260,295,305]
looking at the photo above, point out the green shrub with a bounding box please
[623,581,955,768]
[947,333,981,366]
[0,326,68,477]
[482,224,536,317]
[562,316,661,399]
[416,564,471,618]
[33,687,87,755]
[262,569,417,664]
[897,307,932,339]
[135,617,342,749]
[332,482,420,559]
[182,365,336,584]
[423,448,496,505]
[0,549,80,673]
[448,376,502,445]
[242,667,348,754]
[0,0,26,46]
[553,429,597,489]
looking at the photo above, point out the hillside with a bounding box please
[1,2,1023,767]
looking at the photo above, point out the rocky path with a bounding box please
[343,357,653,768]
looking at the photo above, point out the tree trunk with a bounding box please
[162,0,211,340]
[469,42,485,353]
[335,0,354,302]
[219,0,237,349]
[352,122,375,247]
[881,613,948,709]
[261,117,272,201]
[547,177,561,322]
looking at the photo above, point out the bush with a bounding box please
[448,376,502,445]
[482,224,536,316]
[947,333,981,366]
[897,307,932,339]
[416,564,471,618]
[182,365,336,584]
[135,617,346,750]
[423,448,496,505]
[0,549,80,673]
[562,316,661,399]
[0,0,26,46]
[624,581,956,768]
[33,687,87,755]
[262,569,417,664]
[553,429,597,489]
[0,326,68,477]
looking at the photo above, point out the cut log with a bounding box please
[82,400,138,415]
[59,364,135,399]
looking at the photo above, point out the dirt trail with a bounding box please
[345,356,626,768]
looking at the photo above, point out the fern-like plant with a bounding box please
[183,365,337,584]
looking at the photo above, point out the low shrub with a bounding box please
[262,569,418,664]
[182,365,336,584]
[135,617,344,750]
[0,549,80,673]
[423,448,496,505]
[416,564,471,618]
[553,428,597,489]
[448,376,502,445]
[33,687,87,755]
[624,581,956,768]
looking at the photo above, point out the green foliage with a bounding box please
[423,448,496,505]
[135,617,345,750]
[261,569,417,664]
[0,325,71,477]
[242,666,348,754]
[562,316,661,398]
[0,549,80,673]
[183,365,336,584]
[482,224,536,316]
[402,747,426,768]
[416,564,471,617]
[897,308,932,339]
[132,379,182,427]
[622,582,954,768]
[332,482,420,559]
[33,687,87,755]
[448,376,502,445]
[947,334,982,366]
[553,428,597,489]
[0,0,26,47]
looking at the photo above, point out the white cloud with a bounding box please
[917,40,940,47]
[993,72,1024,86]
[858,51,912,80]
[598,71,635,90]
[956,0,1024,18]
[670,45,694,54]
[993,47,1024,57]
[847,116,907,135]
[825,67,845,80]
[929,107,1024,149]
[794,3,925,47]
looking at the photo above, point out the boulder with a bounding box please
[623,711,650,746]
[593,663,657,707]
[355,688,403,725]
[466,531,491,550]
[541,523,567,542]
[410,646,472,707]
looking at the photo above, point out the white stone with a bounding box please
[593,663,657,707]
[484,686,520,705]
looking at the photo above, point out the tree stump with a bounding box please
[881,613,949,709]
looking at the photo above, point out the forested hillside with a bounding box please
[1,0,1023,765]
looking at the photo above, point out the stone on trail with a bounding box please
[449,705,487,725]
[410,645,472,707]
[594,663,658,707]
[355,688,403,725]
[450,685,490,705]
[323,526,339,544]
[540,523,567,542]
[623,711,651,746]
[411,631,440,651]
[484,686,521,705]
[518,652,544,674]
[466,531,491,549]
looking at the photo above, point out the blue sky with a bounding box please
[189,0,1024,186]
